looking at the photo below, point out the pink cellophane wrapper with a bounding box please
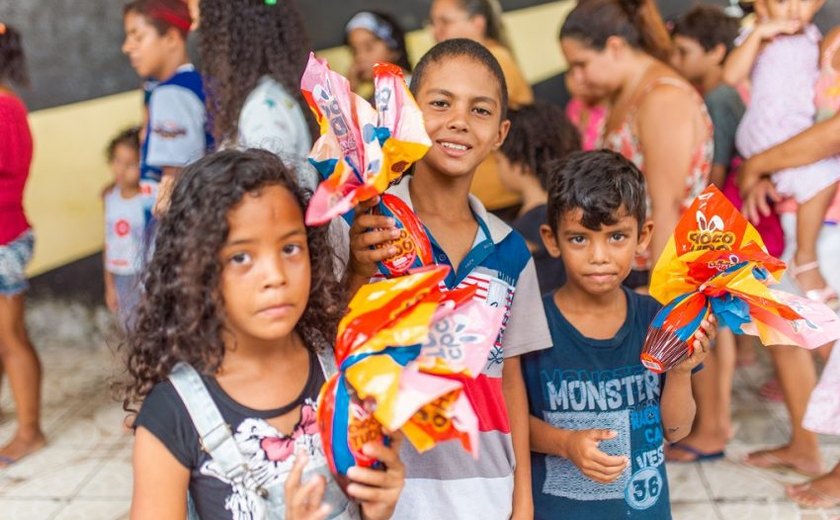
[301,53,430,225]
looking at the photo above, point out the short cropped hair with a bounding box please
[546,150,647,234]
[410,38,509,120]
[671,5,741,58]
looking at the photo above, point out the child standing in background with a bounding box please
[103,127,144,330]
[523,151,714,519]
[193,0,315,163]
[496,101,581,294]
[727,0,839,308]
[122,0,212,214]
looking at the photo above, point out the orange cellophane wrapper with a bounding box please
[300,54,431,226]
[318,266,506,479]
[643,185,840,373]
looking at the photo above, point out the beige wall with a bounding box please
[24,0,573,276]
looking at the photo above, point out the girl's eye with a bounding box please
[283,243,304,256]
[430,99,449,108]
[229,252,251,265]
[473,107,492,116]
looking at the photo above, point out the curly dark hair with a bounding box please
[499,102,581,191]
[0,23,29,88]
[106,126,141,162]
[122,149,344,412]
[546,150,647,234]
[197,0,317,145]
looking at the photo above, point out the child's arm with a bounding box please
[346,196,400,295]
[530,417,629,483]
[503,356,534,519]
[722,20,802,86]
[659,317,716,443]
[104,270,118,313]
[131,427,190,520]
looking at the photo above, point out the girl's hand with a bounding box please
[672,316,717,375]
[284,452,332,520]
[757,19,802,40]
[741,178,782,224]
[348,196,400,281]
[346,432,406,520]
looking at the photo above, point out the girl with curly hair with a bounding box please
[191,0,316,165]
[124,149,404,519]
[0,22,44,468]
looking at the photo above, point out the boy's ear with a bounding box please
[636,219,654,254]
[492,118,511,151]
[540,224,562,259]
[710,43,727,66]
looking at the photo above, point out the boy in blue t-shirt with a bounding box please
[522,150,716,519]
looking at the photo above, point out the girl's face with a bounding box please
[348,28,398,82]
[111,144,140,189]
[758,0,823,23]
[219,185,311,346]
[429,0,485,43]
[122,12,171,79]
[415,55,510,179]
[561,37,622,95]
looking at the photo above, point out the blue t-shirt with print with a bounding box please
[522,288,671,520]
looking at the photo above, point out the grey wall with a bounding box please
[2,0,838,111]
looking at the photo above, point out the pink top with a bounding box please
[565,97,606,152]
[0,92,33,245]
[777,30,840,222]
[735,25,822,159]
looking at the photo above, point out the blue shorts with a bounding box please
[0,230,34,297]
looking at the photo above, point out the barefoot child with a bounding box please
[124,150,404,519]
[346,39,552,519]
[0,22,45,468]
[727,0,839,308]
[103,127,144,329]
[522,150,714,519]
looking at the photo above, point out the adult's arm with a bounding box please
[636,85,701,261]
[742,112,840,176]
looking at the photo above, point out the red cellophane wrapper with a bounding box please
[317,265,506,486]
[301,54,431,226]
[642,185,840,373]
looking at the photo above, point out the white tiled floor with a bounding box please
[0,319,839,519]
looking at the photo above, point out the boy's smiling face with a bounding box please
[541,207,652,296]
[414,55,510,179]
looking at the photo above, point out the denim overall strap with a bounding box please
[168,363,265,497]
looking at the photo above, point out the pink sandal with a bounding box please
[790,260,840,311]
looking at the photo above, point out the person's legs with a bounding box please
[0,293,45,466]
[744,344,823,476]
[792,185,838,307]
[787,462,840,509]
[665,329,733,461]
